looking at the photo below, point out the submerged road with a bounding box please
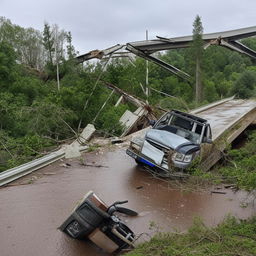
[0,146,255,256]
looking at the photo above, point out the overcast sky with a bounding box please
[1,0,255,54]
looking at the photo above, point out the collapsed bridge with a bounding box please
[76,26,256,79]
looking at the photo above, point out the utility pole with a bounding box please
[56,54,60,91]
[145,30,149,103]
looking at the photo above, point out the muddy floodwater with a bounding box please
[0,148,255,256]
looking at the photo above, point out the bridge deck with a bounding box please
[196,99,256,140]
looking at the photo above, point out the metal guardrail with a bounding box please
[0,150,65,187]
[190,96,235,114]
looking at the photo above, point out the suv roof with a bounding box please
[171,110,207,124]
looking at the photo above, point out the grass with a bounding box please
[215,130,256,191]
[126,216,256,256]
[185,129,256,192]
[86,143,100,152]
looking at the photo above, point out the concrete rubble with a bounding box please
[64,124,96,158]
[119,106,151,137]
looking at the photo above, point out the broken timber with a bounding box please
[99,80,156,137]
[76,44,124,64]
[100,80,149,109]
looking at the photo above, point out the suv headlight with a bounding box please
[172,152,193,163]
[184,154,193,163]
[172,152,184,162]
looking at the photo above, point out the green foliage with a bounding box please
[0,17,45,70]
[95,103,127,136]
[204,80,219,102]
[9,76,44,104]
[43,22,54,66]
[192,15,204,58]
[190,15,204,103]
[126,216,256,256]
[0,92,26,134]
[0,131,54,171]
[22,99,77,139]
[231,69,256,98]
[187,129,256,191]
[217,130,256,190]
[158,97,189,112]
[66,31,76,59]
[0,41,17,86]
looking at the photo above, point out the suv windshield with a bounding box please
[155,112,204,144]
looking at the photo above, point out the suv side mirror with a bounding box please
[149,120,156,126]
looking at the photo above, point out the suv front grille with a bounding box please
[146,139,174,166]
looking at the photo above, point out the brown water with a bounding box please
[0,148,255,256]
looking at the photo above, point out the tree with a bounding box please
[231,70,256,98]
[0,41,17,87]
[43,23,54,66]
[19,28,45,70]
[43,23,68,90]
[66,31,76,60]
[0,17,46,70]
[192,15,204,103]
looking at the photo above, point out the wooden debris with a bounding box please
[80,162,109,168]
[211,191,227,194]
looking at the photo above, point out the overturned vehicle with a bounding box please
[59,191,137,253]
[126,110,213,173]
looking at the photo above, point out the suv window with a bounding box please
[170,116,193,130]
[195,124,202,134]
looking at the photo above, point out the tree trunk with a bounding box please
[195,57,202,103]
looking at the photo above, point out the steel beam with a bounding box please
[76,44,124,63]
[128,26,256,55]
[227,41,256,59]
[76,26,256,63]
[126,44,191,80]
[75,26,256,82]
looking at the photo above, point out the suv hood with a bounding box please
[145,129,190,149]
